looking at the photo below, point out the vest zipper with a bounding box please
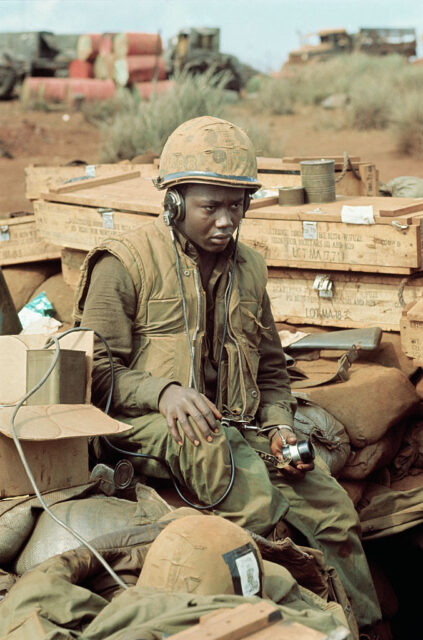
[223,279,248,420]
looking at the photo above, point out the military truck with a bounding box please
[165,27,246,92]
[0,31,78,99]
[287,27,417,65]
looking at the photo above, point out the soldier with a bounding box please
[75,116,381,634]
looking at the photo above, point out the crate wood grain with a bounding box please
[25,163,157,200]
[34,201,155,251]
[0,215,60,266]
[267,268,423,332]
[400,299,423,359]
[240,197,423,274]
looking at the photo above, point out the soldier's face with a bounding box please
[178,184,246,253]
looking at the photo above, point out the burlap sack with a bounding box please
[338,479,367,507]
[390,468,423,491]
[2,262,60,311]
[340,424,406,481]
[293,394,351,476]
[390,421,423,480]
[300,365,420,448]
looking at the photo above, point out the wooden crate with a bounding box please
[267,268,423,332]
[241,197,423,274]
[400,299,423,360]
[33,170,423,274]
[25,163,157,200]
[257,155,379,197]
[0,214,60,266]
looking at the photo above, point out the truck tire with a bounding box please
[0,66,17,99]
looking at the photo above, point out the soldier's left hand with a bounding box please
[270,427,314,479]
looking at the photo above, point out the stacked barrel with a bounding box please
[21,32,173,107]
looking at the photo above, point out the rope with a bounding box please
[398,271,423,308]
[335,152,362,183]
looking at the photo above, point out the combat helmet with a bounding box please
[154,116,261,192]
[137,514,265,597]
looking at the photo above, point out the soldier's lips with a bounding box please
[209,235,232,245]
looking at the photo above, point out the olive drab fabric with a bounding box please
[154,116,261,191]
[74,215,295,428]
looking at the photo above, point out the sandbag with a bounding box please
[293,394,351,476]
[340,423,406,480]
[14,495,138,574]
[0,482,97,566]
[390,421,423,480]
[379,175,423,198]
[31,273,75,327]
[390,468,423,491]
[301,365,420,448]
[2,261,60,311]
[338,479,367,507]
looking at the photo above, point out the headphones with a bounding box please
[163,188,251,226]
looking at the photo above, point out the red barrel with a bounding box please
[20,77,115,106]
[134,80,174,100]
[69,59,94,78]
[77,34,103,61]
[67,78,116,101]
[114,55,167,86]
[113,32,163,57]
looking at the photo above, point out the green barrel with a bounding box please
[0,267,22,335]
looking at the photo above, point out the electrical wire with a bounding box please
[9,328,128,591]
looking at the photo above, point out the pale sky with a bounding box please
[1,0,423,71]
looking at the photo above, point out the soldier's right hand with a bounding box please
[158,384,222,446]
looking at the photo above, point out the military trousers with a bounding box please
[103,413,382,628]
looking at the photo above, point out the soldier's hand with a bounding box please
[158,384,222,446]
[270,427,314,479]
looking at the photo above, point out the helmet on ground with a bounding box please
[154,116,261,192]
[137,514,265,597]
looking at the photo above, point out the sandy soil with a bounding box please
[0,98,422,217]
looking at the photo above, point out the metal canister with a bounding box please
[300,159,336,203]
[278,186,305,206]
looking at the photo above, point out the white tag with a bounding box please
[313,274,333,298]
[341,205,374,225]
[100,209,114,229]
[235,551,261,596]
[0,225,10,241]
[85,165,96,178]
[303,220,317,239]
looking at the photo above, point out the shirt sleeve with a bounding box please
[255,290,297,429]
[80,253,176,416]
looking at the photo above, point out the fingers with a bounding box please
[159,386,221,446]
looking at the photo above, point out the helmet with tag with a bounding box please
[137,514,265,597]
[154,116,261,192]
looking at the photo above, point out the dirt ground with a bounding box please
[1,98,423,217]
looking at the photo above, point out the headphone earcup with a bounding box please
[164,189,185,223]
[242,192,251,218]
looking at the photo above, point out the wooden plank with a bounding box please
[34,200,155,251]
[400,300,423,359]
[41,175,162,214]
[281,154,361,165]
[61,247,87,290]
[25,163,157,200]
[50,170,141,193]
[0,215,60,266]
[168,602,282,640]
[240,216,421,271]
[267,268,423,332]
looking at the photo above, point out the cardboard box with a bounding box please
[0,332,131,497]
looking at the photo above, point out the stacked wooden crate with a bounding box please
[28,157,423,332]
